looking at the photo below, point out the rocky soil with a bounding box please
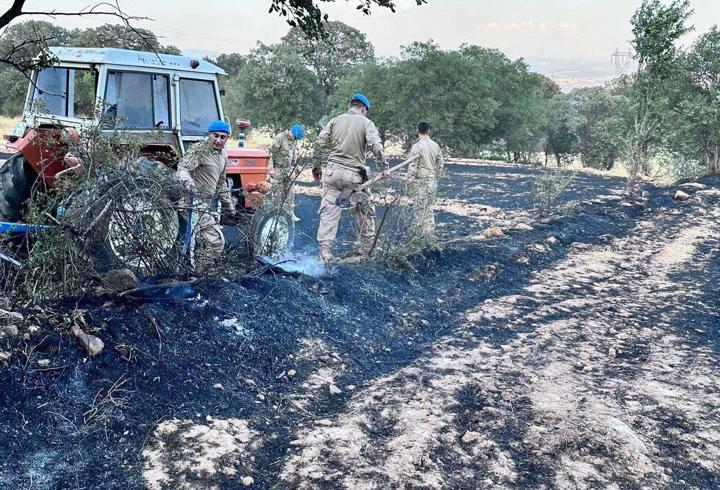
[1,161,718,489]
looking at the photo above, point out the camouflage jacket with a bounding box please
[176,140,233,210]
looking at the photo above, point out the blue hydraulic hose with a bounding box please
[0,221,52,234]
[182,195,194,256]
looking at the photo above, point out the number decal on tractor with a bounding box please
[244,159,257,167]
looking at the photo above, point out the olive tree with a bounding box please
[623,0,693,197]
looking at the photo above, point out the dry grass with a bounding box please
[0,116,18,137]
[0,117,673,185]
[231,129,273,150]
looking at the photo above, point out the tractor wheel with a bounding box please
[64,169,181,275]
[250,205,295,258]
[0,154,38,222]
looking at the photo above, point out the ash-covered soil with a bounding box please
[1,161,719,489]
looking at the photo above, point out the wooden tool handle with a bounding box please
[359,154,420,191]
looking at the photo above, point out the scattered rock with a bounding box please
[512,223,534,231]
[329,384,342,395]
[103,268,139,292]
[315,419,333,426]
[546,236,558,245]
[0,351,11,363]
[679,182,707,191]
[213,383,224,390]
[462,430,481,444]
[511,216,532,225]
[287,369,297,378]
[531,243,547,252]
[37,359,51,368]
[70,325,104,357]
[606,416,648,454]
[482,227,505,239]
[1,325,19,337]
[608,348,617,358]
[516,256,530,265]
[309,471,325,480]
[240,476,254,486]
[347,384,356,391]
[673,190,690,201]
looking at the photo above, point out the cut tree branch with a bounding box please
[0,1,149,31]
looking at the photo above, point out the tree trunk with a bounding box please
[709,146,720,174]
[639,143,650,175]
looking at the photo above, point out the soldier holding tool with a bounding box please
[313,93,388,263]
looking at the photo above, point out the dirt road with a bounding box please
[1,162,718,489]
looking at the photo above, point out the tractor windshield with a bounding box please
[179,79,220,136]
[32,67,97,118]
[103,71,171,130]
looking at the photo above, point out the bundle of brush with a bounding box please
[18,124,184,301]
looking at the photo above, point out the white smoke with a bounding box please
[259,251,326,278]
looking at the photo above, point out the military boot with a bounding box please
[319,245,334,263]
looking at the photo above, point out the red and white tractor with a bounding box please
[0,47,294,267]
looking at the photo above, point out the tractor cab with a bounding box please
[2,47,271,219]
[13,46,227,158]
[0,47,291,268]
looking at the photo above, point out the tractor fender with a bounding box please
[12,127,79,188]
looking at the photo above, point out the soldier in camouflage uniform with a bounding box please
[176,121,235,271]
[406,121,444,238]
[269,123,304,221]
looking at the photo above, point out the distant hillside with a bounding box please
[525,57,634,92]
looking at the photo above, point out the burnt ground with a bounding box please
[1,161,719,489]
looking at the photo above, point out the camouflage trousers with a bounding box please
[270,171,295,214]
[408,178,438,237]
[191,201,225,271]
[317,162,375,254]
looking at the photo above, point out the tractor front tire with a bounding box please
[250,205,295,258]
[0,154,38,222]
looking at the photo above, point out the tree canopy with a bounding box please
[4,1,720,180]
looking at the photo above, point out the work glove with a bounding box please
[312,167,322,182]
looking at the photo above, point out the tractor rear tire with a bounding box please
[250,205,295,258]
[0,154,38,223]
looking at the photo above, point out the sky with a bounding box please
[2,0,720,62]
